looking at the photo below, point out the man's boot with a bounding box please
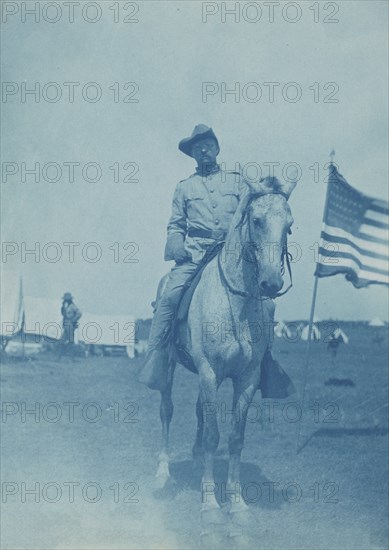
[259,349,295,398]
[137,347,169,392]
[259,298,295,398]
[137,301,172,392]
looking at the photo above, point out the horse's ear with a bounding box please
[244,179,261,195]
[234,188,252,227]
[245,176,276,195]
[278,178,297,199]
[261,176,298,199]
[242,174,298,199]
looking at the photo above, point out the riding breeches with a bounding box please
[147,261,198,350]
[59,321,76,345]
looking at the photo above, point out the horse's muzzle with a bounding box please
[259,279,283,298]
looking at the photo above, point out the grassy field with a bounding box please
[1,324,388,549]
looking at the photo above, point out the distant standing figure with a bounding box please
[327,332,342,365]
[372,332,384,346]
[57,292,82,360]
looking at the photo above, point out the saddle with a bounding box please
[177,242,224,322]
[171,242,224,373]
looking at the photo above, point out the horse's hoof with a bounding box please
[155,461,170,490]
[155,474,169,490]
[201,506,226,526]
[155,466,171,489]
[230,508,252,527]
[154,477,169,491]
[154,476,179,501]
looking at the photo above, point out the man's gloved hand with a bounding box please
[174,246,191,264]
[164,233,191,264]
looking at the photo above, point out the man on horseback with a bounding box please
[138,124,290,394]
[138,124,249,390]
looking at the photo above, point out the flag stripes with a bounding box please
[318,247,388,276]
[315,165,389,288]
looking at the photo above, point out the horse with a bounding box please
[155,176,297,517]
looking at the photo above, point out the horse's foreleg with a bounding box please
[192,392,204,459]
[227,380,258,515]
[156,361,175,488]
[199,364,220,514]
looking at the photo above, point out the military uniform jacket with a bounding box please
[61,302,82,325]
[165,167,248,264]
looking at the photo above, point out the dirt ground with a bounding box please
[1,326,388,550]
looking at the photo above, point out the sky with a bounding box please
[1,0,388,321]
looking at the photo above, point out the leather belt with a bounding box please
[187,228,227,240]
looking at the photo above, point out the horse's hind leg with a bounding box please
[156,361,176,489]
[192,392,204,459]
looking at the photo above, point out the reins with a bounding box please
[274,236,293,297]
[218,250,252,298]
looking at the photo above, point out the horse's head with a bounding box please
[235,177,297,298]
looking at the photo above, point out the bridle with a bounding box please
[278,236,293,297]
[218,191,293,299]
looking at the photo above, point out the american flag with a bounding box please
[315,164,389,288]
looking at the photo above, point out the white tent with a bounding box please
[23,296,62,340]
[274,321,286,338]
[1,270,24,338]
[368,317,386,327]
[285,323,303,340]
[332,327,349,344]
[274,321,305,340]
[78,313,135,358]
[301,324,321,341]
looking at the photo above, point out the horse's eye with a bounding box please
[253,218,261,226]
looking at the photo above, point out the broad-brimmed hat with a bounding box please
[178,124,219,157]
[62,292,73,301]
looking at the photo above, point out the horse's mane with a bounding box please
[234,189,289,230]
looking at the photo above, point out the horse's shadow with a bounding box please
[155,456,284,510]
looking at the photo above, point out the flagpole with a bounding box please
[296,151,335,453]
[296,274,319,453]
